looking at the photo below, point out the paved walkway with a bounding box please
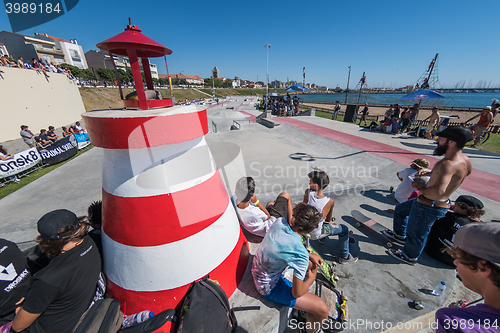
[1,96,496,332]
[206,97,497,332]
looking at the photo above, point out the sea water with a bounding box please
[300,92,499,109]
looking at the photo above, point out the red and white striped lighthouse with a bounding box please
[83,22,248,319]
[82,104,249,315]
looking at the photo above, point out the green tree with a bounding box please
[96,68,116,82]
[60,63,83,78]
[81,68,97,80]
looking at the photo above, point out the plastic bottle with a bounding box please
[433,281,446,296]
[121,310,155,328]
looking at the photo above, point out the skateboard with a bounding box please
[302,235,339,288]
[351,210,403,249]
[292,279,347,327]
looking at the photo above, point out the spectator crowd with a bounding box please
[20,122,86,150]
[263,94,300,116]
[0,55,75,79]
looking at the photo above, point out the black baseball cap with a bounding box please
[37,209,79,240]
[436,126,473,145]
[455,195,484,209]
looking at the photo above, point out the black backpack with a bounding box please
[175,275,237,333]
[72,298,123,333]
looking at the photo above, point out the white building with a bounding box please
[35,34,88,69]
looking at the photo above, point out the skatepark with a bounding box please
[1,96,499,332]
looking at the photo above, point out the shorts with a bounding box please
[474,126,487,138]
[268,196,289,221]
[333,109,340,116]
[264,275,297,307]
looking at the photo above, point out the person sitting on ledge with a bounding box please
[424,195,484,267]
[68,125,80,135]
[304,170,357,264]
[0,145,19,183]
[34,136,51,149]
[435,222,500,332]
[46,126,59,142]
[252,203,328,333]
[38,129,54,145]
[16,57,26,69]
[10,209,101,333]
[233,176,293,237]
[74,121,86,133]
[0,55,18,67]
[61,127,71,137]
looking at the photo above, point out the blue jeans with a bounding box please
[323,223,350,259]
[393,199,448,260]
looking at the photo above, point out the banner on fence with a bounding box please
[37,135,78,166]
[74,133,91,149]
[0,147,42,178]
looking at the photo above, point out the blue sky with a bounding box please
[1,0,499,88]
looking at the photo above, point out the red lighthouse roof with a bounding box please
[96,23,172,58]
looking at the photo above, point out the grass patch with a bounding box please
[466,132,500,154]
[315,111,371,125]
[0,145,94,200]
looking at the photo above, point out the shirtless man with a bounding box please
[385,126,473,265]
[424,107,440,139]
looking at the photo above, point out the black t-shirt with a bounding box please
[424,212,474,266]
[46,132,57,140]
[0,239,31,325]
[23,236,100,333]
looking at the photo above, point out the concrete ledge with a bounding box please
[259,118,281,128]
[297,108,315,117]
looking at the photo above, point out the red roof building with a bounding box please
[159,74,204,84]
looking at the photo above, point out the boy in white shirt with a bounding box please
[234,177,292,237]
[303,170,357,264]
[394,158,430,203]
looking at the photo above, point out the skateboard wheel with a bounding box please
[387,242,393,248]
[349,230,354,234]
[342,295,348,301]
[356,222,361,227]
[334,276,340,282]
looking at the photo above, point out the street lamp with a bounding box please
[212,74,215,99]
[265,44,271,95]
[345,66,351,104]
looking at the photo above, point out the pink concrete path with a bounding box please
[275,117,500,203]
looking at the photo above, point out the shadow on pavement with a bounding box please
[360,188,396,205]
